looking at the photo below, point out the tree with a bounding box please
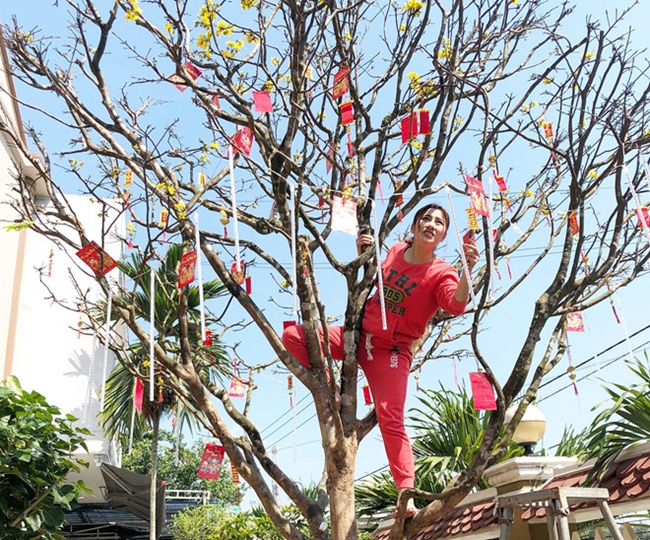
[122,430,243,506]
[0,376,91,540]
[2,1,650,539]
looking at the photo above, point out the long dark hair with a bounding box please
[405,203,450,244]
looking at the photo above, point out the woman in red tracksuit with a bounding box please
[282,203,480,516]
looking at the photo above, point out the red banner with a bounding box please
[469,372,497,411]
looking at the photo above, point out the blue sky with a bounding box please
[2,0,650,510]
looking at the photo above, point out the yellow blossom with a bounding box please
[245,31,259,44]
[23,32,33,43]
[270,57,281,66]
[344,31,352,41]
[216,21,235,36]
[164,22,174,35]
[263,80,275,92]
[588,170,598,179]
[543,76,553,85]
[510,0,518,5]
[407,71,421,91]
[198,1,219,27]
[531,100,538,107]
[399,24,406,32]
[523,189,533,198]
[402,0,425,15]
[197,31,213,51]
[410,139,423,150]
[438,38,453,60]
[583,51,594,60]
[281,280,289,288]
[125,0,142,21]
[521,104,530,113]
[210,141,219,151]
[240,0,259,8]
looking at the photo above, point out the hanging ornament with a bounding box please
[469,371,497,410]
[231,461,240,484]
[197,443,225,481]
[134,378,144,413]
[231,126,254,156]
[542,120,554,140]
[252,90,273,113]
[245,275,252,294]
[231,260,246,285]
[340,101,354,125]
[159,209,169,228]
[332,66,350,99]
[362,384,373,405]
[198,172,206,187]
[331,195,358,235]
[401,113,418,144]
[566,345,581,411]
[566,310,585,332]
[228,376,246,398]
[126,221,136,250]
[636,206,650,229]
[417,109,431,135]
[569,210,580,236]
[76,241,118,276]
[494,173,508,192]
[178,249,198,288]
[466,207,480,232]
[168,62,202,92]
[287,375,294,408]
[77,309,83,339]
[211,94,221,109]
[48,248,54,277]
[465,175,491,217]
[203,329,213,346]
[124,169,133,186]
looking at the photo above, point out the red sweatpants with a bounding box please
[282,324,415,490]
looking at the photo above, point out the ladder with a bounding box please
[496,487,624,540]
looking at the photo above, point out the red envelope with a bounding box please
[197,443,225,481]
[469,371,497,411]
[76,241,118,276]
[252,90,273,113]
[178,250,197,288]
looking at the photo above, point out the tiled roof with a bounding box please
[373,448,650,540]
[521,453,650,521]
[373,500,498,540]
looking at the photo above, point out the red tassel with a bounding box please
[611,302,621,324]
[204,329,213,346]
[494,174,507,192]
[245,276,252,294]
[362,385,372,405]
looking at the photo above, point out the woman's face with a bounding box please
[411,208,448,248]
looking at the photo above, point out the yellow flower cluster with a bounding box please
[216,21,235,36]
[198,1,219,28]
[588,170,598,179]
[407,71,420,91]
[245,31,258,44]
[125,0,142,21]
[438,38,453,60]
[197,31,213,57]
[241,0,259,8]
[583,51,594,60]
[402,0,425,15]
[156,182,175,195]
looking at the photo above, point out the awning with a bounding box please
[100,463,166,539]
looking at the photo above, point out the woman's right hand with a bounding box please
[356,228,374,255]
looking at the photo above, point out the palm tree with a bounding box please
[355,384,523,517]
[99,243,231,539]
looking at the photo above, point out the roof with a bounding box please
[373,447,650,540]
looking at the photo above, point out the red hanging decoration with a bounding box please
[401,113,418,144]
[197,443,225,481]
[494,174,507,192]
[466,207,480,232]
[569,210,580,236]
[231,127,254,156]
[362,384,372,405]
[203,329,213,346]
[418,109,431,135]
[124,170,133,186]
[211,94,221,109]
[332,66,350,99]
[542,121,554,139]
[169,62,202,91]
[567,311,585,332]
[231,261,246,285]
[245,276,252,294]
[228,376,246,398]
[252,90,273,113]
[465,175,491,217]
[76,241,118,276]
[178,250,198,288]
[134,378,144,413]
[340,101,354,125]
[469,372,497,410]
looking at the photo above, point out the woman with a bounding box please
[282,203,480,517]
